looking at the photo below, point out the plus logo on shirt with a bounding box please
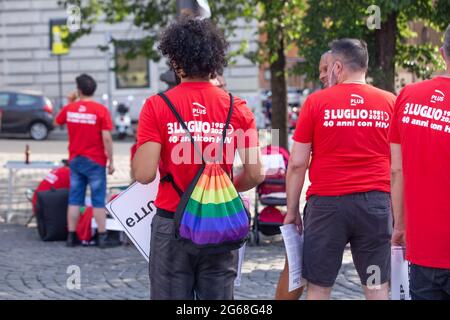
[430,89,445,104]
[192,102,207,117]
[350,94,364,107]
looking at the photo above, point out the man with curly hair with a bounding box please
[133,18,264,300]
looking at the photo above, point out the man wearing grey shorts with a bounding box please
[285,38,396,300]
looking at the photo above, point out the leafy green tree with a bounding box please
[244,0,304,149]
[297,0,450,93]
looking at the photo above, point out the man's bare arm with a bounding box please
[284,142,311,231]
[132,141,161,185]
[102,130,115,175]
[391,143,405,246]
[234,147,265,192]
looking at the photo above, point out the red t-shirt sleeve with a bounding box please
[293,97,314,143]
[137,98,162,148]
[100,108,113,131]
[55,106,68,125]
[389,89,405,144]
[235,97,259,149]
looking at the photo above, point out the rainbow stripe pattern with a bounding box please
[179,163,250,246]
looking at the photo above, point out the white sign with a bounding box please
[391,246,411,300]
[280,224,306,291]
[105,173,160,261]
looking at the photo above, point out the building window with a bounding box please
[115,41,150,89]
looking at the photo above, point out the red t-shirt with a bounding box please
[294,83,396,198]
[32,166,71,214]
[56,101,112,166]
[137,82,258,213]
[389,76,450,269]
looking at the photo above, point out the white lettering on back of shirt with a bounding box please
[67,111,97,125]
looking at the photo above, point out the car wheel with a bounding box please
[29,122,49,140]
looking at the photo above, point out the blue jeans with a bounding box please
[410,264,450,300]
[69,156,106,208]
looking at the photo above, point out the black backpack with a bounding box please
[36,188,69,241]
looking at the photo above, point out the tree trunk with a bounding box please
[374,11,397,93]
[269,38,288,150]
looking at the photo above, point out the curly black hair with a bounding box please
[158,18,228,79]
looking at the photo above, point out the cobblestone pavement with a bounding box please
[0,224,364,300]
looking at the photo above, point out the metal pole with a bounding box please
[106,32,112,113]
[57,55,63,110]
[106,57,112,113]
[177,0,196,16]
[0,0,8,89]
[6,168,14,223]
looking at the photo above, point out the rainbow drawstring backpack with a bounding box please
[158,92,250,254]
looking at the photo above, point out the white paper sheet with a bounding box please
[280,224,305,291]
[234,244,246,287]
[391,246,411,300]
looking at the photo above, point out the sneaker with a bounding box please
[98,232,121,249]
[66,232,81,247]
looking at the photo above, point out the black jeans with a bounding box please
[410,264,450,300]
[149,212,238,300]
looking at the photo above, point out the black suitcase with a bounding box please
[36,188,69,241]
